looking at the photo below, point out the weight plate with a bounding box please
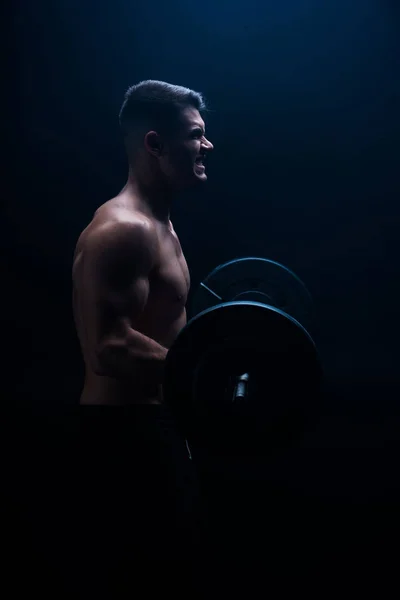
[164,301,322,454]
[191,257,314,332]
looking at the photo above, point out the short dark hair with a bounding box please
[119,80,207,153]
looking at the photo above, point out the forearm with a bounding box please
[95,329,168,383]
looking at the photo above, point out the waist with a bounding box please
[80,371,163,406]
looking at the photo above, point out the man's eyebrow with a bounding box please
[190,124,205,133]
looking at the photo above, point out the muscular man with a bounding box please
[73,80,214,405]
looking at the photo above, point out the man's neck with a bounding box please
[126,168,172,224]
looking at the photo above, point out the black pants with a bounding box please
[9,405,210,598]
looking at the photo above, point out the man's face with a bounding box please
[159,106,214,190]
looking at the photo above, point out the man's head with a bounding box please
[119,80,214,191]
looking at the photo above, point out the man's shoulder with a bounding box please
[86,204,155,246]
[96,198,155,235]
[75,202,157,264]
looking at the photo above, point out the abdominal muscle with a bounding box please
[79,309,187,406]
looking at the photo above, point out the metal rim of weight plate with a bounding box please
[190,256,315,333]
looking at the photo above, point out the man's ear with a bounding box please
[144,131,164,157]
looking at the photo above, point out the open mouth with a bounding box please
[195,156,206,170]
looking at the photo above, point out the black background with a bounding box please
[5,0,400,594]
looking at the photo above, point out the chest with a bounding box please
[149,228,190,305]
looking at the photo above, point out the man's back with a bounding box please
[72,192,190,405]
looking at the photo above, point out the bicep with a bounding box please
[85,223,154,346]
[102,275,150,329]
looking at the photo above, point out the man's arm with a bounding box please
[82,219,168,383]
[96,321,168,383]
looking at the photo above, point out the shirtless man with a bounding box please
[73,80,214,405]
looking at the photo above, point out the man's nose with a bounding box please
[203,137,214,151]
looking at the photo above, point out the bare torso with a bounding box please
[72,192,190,405]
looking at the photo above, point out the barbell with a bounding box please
[164,258,323,455]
